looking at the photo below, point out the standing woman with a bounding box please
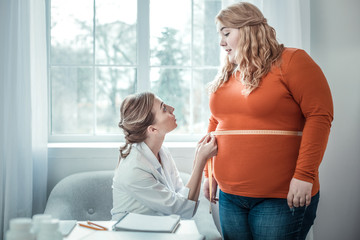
[111,92,217,220]
[203,2,333,240]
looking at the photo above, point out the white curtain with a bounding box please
[222,0,311,53]
[0,0,48,239]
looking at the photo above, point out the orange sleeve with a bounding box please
[284,49,334,183]
[204,115,219,178]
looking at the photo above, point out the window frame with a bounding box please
[46,0,219,143]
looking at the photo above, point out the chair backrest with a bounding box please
[44,170,114,221]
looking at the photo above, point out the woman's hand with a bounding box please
[203,177,218,203]
[287,178,313,208]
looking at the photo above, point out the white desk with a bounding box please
[64,220,204,240]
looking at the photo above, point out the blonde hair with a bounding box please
[118,92,155,160]
[208,2,284,95]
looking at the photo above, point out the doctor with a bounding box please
[111,92,217,220]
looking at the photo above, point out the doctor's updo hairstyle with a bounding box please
[118,92,156,160]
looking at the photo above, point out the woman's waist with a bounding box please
[214,134,302,159]
[212,146,299,187]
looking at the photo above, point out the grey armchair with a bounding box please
[44,170,221,240]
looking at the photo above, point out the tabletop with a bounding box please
[64,220,204,240]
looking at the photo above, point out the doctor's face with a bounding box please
[151,97,177,135]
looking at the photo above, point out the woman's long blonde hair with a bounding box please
[208,2,284,95]
[118,92,155,161]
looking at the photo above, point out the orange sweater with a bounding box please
[205,48,333,198]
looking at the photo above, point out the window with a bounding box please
[47,0,222,142]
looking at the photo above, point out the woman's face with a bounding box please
[151,97,177,135]
[217,22,241,64]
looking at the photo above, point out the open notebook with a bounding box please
[112,213,180,233]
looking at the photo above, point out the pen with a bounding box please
[87,221,108,230]
[78,222,108,231]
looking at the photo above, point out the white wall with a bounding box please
[310,0,360,239]
[47,0,360,239]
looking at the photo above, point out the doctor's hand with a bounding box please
[195,134,217,165]
[203,177,218,204]
[287,178,313,209]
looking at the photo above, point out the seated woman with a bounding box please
[111,92,217,220]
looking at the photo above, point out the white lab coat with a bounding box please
[111,142,198,220]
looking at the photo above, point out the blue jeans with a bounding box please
[219,190,319,240]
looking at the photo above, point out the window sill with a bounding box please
[48,141,197,149]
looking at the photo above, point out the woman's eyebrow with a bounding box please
[160,102,164,109]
